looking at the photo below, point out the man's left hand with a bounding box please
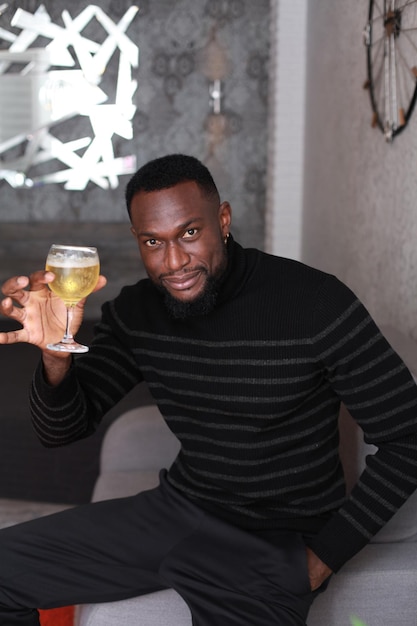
[305,546,333,591]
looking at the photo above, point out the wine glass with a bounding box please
[45,244,100,353]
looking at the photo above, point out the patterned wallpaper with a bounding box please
[0,0,270,316]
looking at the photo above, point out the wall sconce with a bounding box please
[199,26,230,156]
[200,26,229,116]
[209,78,222,114]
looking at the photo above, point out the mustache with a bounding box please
[158,266,208,281]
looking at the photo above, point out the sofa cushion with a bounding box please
[0,499,72,529]
[75,588,192,626]
[99,406,180,473]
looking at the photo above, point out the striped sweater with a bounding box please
[30,238,417,572]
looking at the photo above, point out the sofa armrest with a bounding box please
[99,405,180,474]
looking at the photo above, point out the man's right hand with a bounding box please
[0,272,69,351]
[0,271,106,383]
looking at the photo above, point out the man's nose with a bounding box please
[165,242,190,271]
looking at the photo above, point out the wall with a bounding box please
[265,0,307,260]
[302,1,417,339]
[0,0,270,318]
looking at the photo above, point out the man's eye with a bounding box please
[145,238,158,247]
[183,228,197,238]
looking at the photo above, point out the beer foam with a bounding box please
[47,257,99,268]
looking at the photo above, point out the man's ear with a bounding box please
[219,201,232,237]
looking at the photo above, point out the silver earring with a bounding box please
[224,233,230,244]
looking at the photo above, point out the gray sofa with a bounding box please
[75,326,417,626]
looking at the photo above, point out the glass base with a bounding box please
[46,341,89,354]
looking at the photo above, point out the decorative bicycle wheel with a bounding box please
[364,0,417,142]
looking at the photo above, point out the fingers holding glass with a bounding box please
[0,276,29,323]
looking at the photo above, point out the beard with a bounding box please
[159,271,219,319]
[153,249,228,320]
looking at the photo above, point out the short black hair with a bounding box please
[125,154,220,218]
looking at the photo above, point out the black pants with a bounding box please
[0,472,322,625]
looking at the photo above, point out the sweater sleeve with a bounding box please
[307,275,417,572]
[30,303,143,447]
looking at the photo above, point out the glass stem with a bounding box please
[63,306,75,344]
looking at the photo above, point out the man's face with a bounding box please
[130,181,231,310]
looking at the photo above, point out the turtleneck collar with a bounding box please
[215,234,250,306]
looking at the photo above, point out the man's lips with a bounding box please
[160,269,204,292]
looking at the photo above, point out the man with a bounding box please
[0,153,416,625]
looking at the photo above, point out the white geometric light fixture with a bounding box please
[0,3,139,189]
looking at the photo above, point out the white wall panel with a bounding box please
[265,0,307,260]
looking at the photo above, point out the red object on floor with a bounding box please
[39,606,74,626]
